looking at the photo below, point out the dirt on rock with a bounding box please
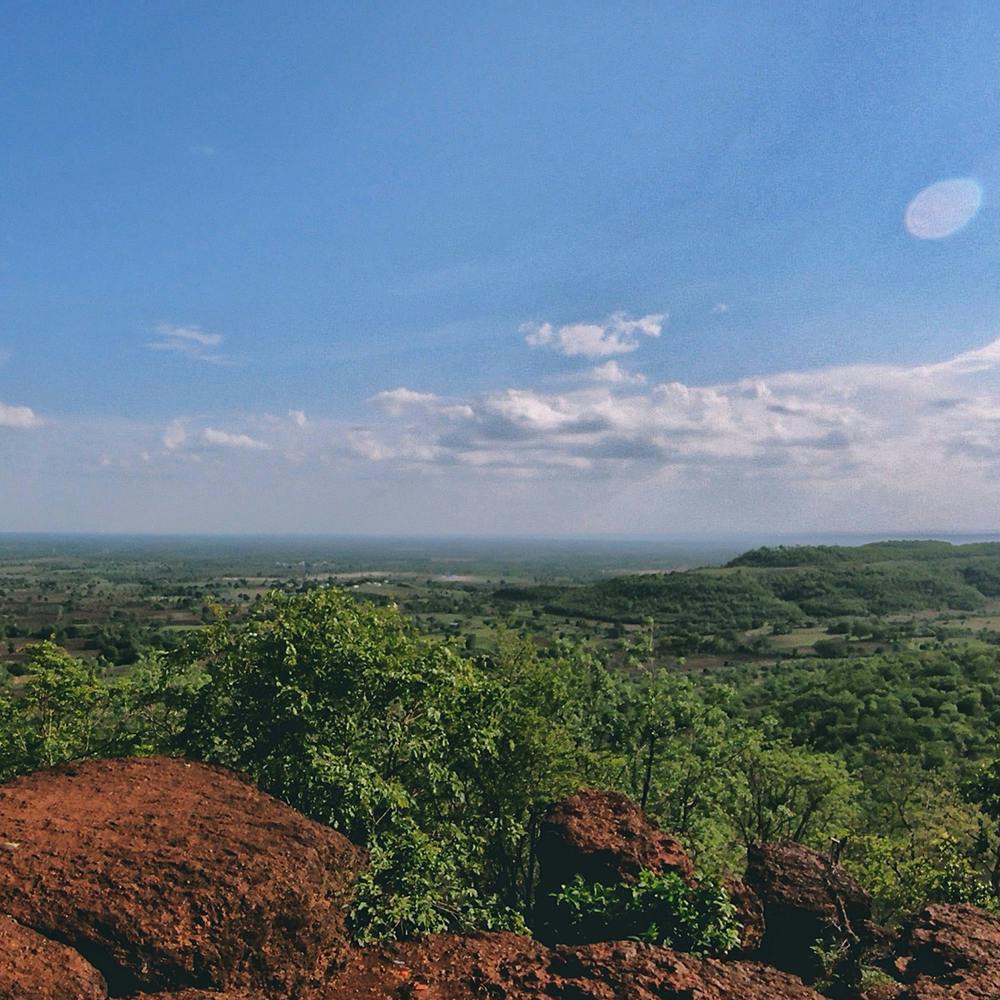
[0,914,108,1000]
[325,931,828,999]
[0,757,365,996]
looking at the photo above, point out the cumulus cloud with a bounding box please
[587,361,646,385]
[0,402,42,429]
[350,338,1000,513]
[148,324,227,363]
[202,427,270,450]
[369,387,474,421]
[522,312,665,357]
[288,409,308,428]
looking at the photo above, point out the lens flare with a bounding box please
[905,178,983,239]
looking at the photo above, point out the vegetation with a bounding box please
[3,537,1000,948]
[553,870,739,954]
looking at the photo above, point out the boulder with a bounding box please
[744,840,873,980]
[726,877,766,953]
[895,903,1000,1000]
[0,914,107,1000]
[327,931,828,999]
[537,789,696,891]
[0,757,364,996]
[535,789,695,941]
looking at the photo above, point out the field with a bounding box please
[6,534,1000,683]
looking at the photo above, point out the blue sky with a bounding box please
[3,2,1000,533]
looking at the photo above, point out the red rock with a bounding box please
[0,914,107,1000]
[744,841,873,981]
[325,931,827,999]
[895,904,1000,1000]
[534,789,696,941]
[725,877,766,953]
[538,789,696,889]
[0,757,364,996]
[132,993,264,999]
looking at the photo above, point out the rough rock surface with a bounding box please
[744,840,873,980]
[895,903,1000,999]
[535,788,696,941]
[0,914,107,1000]
[537,788,696,890]
[0,757,364,996]
[327,931,827,999]
[133,993,264,999]
[726,877,766,954]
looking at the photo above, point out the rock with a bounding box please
[0,915,107,1000]
[0,757,364,996]
[744,840,873,981]
[132,993,264,999]
[894,904,1000,1000]
[535,789,695,941]
[327,931,828,999]
[538,789,696,890]
[133,993,264,999]
[726,878,766,953]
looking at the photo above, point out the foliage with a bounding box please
[723,730,858,848]
[349,825,525,944]
[733,647,1000,768]
[847,834,997,922]
[168,591,591,938]
[0,641,149,780]
[553,869,739,955]
[6,546,1000,944]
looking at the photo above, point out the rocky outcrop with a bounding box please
[744,840,874,981]
[17,758,1000,1000]
[0,914,107,1000]
[537,788,696,891]
[534,788,696,941]
[133,993,264,999]
[895,903,1000,999]
[0,757,364,996]
[328,931,828,999]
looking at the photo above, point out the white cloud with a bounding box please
[351,338,1000,513]
[202,427,270,451]
[587,360,646,385]
[162,419,187,451]
[148,324,227,363]
[711,303,730,314]
[523,311,665,357]
[288,409,308,428]
[20,337,1000,535]
[369,387,442,414]
[0,402,42,429]
[369,387,474,421]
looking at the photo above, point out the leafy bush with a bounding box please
[847,834,997,922]
[552,869,740,955]
[349,825,525,944]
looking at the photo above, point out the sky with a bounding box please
[3,2,1000,535]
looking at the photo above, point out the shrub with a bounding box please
[552,869,740,955]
